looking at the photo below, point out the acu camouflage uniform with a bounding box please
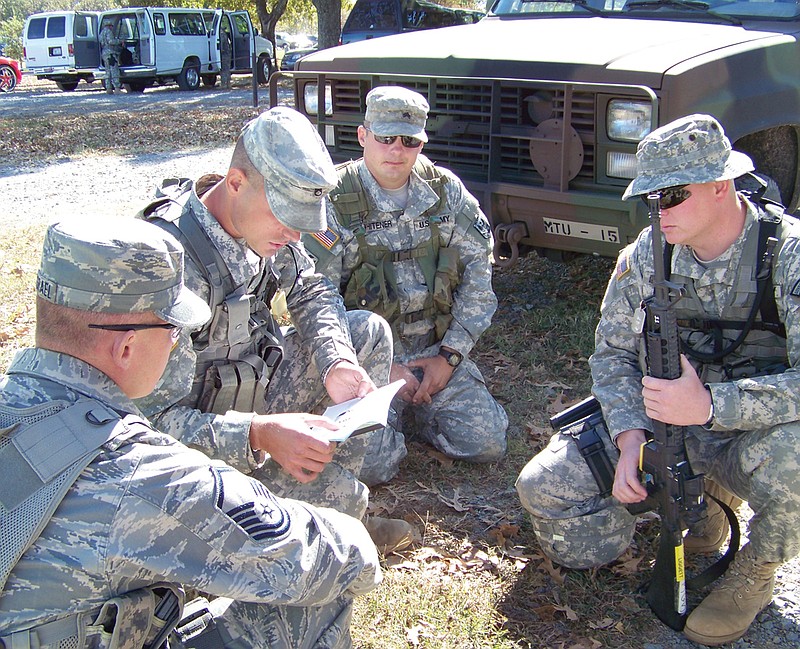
[517,197,800,569]
[305,155,508,467]
[137,181,395,518]
[99,23,122,92]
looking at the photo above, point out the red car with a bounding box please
[0,56,22,92]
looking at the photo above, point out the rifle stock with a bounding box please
[639,193,706,631]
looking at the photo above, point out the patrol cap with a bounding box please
[241,106,337,233]
[622,113,754,200]
[364,86,429,143]
[37,217,211,329]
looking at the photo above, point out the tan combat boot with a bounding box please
[684,482,742,555]
[364,516,416,555]
[684,543,779,646]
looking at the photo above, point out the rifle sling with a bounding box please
[685,494,741,590]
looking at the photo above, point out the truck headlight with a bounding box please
[304,82,332,117]
[607,101,652,142]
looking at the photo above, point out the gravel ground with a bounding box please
[4,77,800,649]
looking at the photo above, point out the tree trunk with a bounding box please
[254,0,289,67]
[312,0,343,49]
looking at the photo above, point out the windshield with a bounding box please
[492,0,800,20]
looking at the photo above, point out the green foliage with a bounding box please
[0,15,23,58]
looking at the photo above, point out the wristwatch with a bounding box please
[438,347,463,368]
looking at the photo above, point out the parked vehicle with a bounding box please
[0,55,22,92]
[283,0,800,260]
[96,7,274,92]
[280,46,318,72]
[23,11,100,91]
[341,0,483,44]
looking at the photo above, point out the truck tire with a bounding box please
[257,54,274,84]
[0,64,17,92]
[201,74,217,88]
[55,81,79,92]
[177,61,200,91]
[736,126,800,213]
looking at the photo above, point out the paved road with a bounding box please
[3,74,293,118]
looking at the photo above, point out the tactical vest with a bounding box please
[140,179,284,416]
[668,203,792,383]
[328,158,461,342]
[0,399,183,649]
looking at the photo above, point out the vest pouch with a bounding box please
[432,247,459,340]
[87,586,159,649]
[345,263,399,323]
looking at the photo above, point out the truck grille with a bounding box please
[309,76,597,190]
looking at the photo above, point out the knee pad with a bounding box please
[530,507,635,569]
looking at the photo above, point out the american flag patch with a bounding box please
[616,251,631,280]
[311,227,340,250]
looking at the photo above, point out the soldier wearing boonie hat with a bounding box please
[0,215,380,646]
[241,105,337,233]
[622,113,754,200]
[136,105,412,555]
[364,86,429,142]
[516,112,800,648]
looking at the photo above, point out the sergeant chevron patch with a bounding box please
[211,466,291,540]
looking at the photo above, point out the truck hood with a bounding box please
[301,16,797,86]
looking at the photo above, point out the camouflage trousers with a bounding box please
[101,53,121,91]
[516,418,800,568]
[172,594,354,649]
[394,346,508,462]
[252,310,406,517]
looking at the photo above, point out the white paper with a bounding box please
[319,379,405,442]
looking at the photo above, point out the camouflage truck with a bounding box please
[270,0,800,262]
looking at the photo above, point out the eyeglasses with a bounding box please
[88,323,181,341]
[370,132,424,149]
[640,185,692,210]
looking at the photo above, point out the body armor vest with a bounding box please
[329,158,461,342]
[140,180,284,415]
[670,204,791,383]
[0,399,184,649]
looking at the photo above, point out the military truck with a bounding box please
[272,0,800,262]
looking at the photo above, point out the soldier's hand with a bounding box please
[390,363,420,402]
[249,413,338,483]
[405,355,454,405]
[641,354,711,426]
[324,360,376,404]
[613,429,649,503]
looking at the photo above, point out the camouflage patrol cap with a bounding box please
[622,113,754,200]
[241,107,337,233]
[364,86,429,143]
[37,218,211,328]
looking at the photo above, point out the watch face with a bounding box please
[440,349,461,367]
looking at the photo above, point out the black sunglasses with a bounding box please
[371,132,424,149]
[640,185,692,210]
[88,323,181,340]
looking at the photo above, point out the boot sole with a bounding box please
[684,626,747,646]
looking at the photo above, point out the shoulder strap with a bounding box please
[329,160,369,230]
[0,399,131,593]
[413,155,449,218]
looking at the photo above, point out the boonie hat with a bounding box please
[364,86,429,143]
[622,113,754,200]
[241,107,337,233]
[37,217,211,329]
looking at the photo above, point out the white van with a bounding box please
[23,11,101,91]
[96,7,273,92]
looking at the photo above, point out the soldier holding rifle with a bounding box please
[516,114,800,646]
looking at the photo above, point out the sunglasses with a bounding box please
[640,185,692,210]
[370,132,424,149]
[88,323,182,341]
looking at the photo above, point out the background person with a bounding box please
[515,114,800,646]
[0,217,381,648]
[305,85,508,485]
[99,17,123,95]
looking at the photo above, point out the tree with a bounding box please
[311,0,341,49]
[253,0,288,68]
